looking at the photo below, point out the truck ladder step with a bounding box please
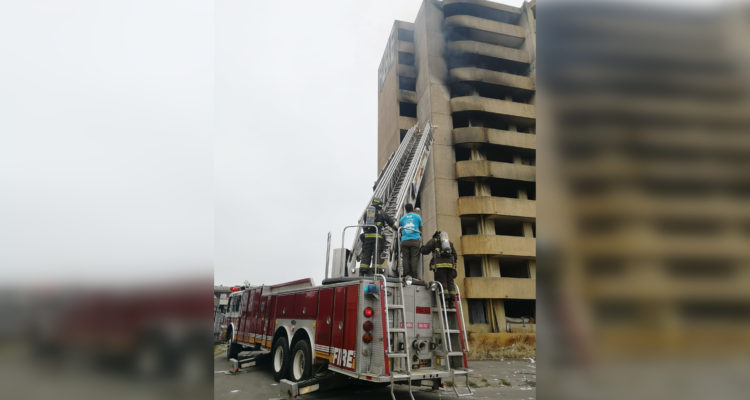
[435,329,460,333]
[388,353,408,358]
[447,352,465,357]
[389,328,407,333]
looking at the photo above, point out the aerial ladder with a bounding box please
[344,122,435,277]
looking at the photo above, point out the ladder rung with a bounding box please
[432,308,456,312]
[387,353,408,358]
[389,305,405,309]
[436,329,460,333]
[389,328,407,333]
[448,352,464,356]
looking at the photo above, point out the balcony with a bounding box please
[453,126,535,149]
[450,67,534,90]
[450,96,535,120]
[461,234,535,257]
[458,196,535,220]
[446,40,529,64]
[444,15,525,48]
[464,277,536,299]
[456,160,535,182]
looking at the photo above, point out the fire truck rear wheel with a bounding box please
[290,340,312,382]
[271,336,290,382]
[227,341,240,361]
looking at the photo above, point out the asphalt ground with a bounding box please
[214,347,536,400]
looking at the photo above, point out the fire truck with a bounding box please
[221,124,473,398]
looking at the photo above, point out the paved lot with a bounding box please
[215,348,535,400]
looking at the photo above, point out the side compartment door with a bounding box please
[314,288,334,361]
[330,285,359,371]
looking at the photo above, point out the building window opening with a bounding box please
[399,101,417,118]
[504,299,535,321]
[500,259,530,278]
[468,299,488,324]
[464,256,483,277]
[455,146,471,162]
[400,129,408,143]
[399,76,416,91]
[494,219,524,236]
[458,180,475,197]
[461,217,479,235]
[398,51,415,66]
[397,28,414,42]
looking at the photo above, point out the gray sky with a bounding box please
[214,0,428,287]
[0,0,527,286]
[0,0,213,285]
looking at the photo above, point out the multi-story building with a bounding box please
[377,0,536,341]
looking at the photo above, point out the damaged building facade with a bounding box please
[377,0,536,342]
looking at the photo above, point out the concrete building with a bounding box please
[377,0,536,341]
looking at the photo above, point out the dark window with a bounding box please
[458,180,475,197]
[399,102,417,118]
[468,299,488,324]
[399,76,416,91]
[400,129,408,143]
[504,299,535,319]
[500,259,530,278]
[495,219,524,236]
[455,146,471,162]
[464,256,482,277]
[397,28,414,42]
[398,51,415,66]
[461,218,479,235]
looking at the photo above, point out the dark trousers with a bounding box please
[360,236,385,275]
[400,239,421,278]
[434,267,457,305]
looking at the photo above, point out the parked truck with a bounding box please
[220,124,474,398]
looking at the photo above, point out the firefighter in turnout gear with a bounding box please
[421,231,458,307]
[359,197,397,276]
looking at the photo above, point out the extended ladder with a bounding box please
[375,274,415,400]
[432,282,473,397]
[346,123,434,274]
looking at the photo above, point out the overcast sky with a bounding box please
[1,0,535,286]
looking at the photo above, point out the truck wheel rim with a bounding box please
[292,350,304,380]
[274,346,283,372]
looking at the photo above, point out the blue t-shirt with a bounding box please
[399,213,423,242]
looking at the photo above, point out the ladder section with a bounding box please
[347,123,435,273]
[432,282,473,397]
[375,275,415,400]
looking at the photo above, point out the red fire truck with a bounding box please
[222,274,472,398]
[221,124,472,397]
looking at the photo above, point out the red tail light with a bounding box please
[363,321,373,332]
[362,333,373,343]
[363,307,373,318]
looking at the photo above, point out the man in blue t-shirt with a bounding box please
[399,204,423,279]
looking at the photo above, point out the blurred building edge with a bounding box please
[541,2,750,363]
[377,0,538,350]
[27,279,214,383]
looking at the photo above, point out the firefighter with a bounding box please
[359,197,396,276]
[421,231,458,307]
[399,203,423,279]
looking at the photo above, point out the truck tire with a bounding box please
[227,341,240,360]
[271,336,290,381]
[289,340,312,382]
